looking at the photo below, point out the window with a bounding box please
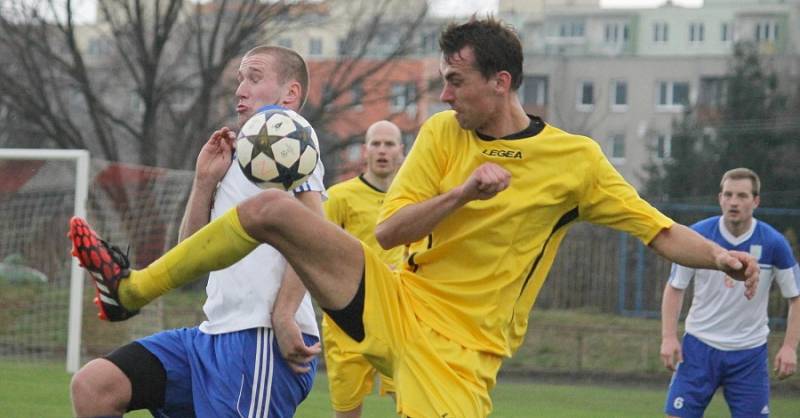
[522,76,548,106]
[87,37,110,56]
[277,38,293,49]
[699,77,725,108]
[67,89,84,108]
[391,82,417,112]
[309,38,322,56]
[129,94,144,113]
[346,143,362,162]
[721,22,732,42]
[604,23,630,44]
[559,21,585,38]
[689,22,705,43]
[376,31,394,49]
[337,38,350,56]
[402,132,416,149]
[420,31,438,53]
[171,88,193,110]
[577,81,594,110]
[611,80,628,110]
[391,83,406,110]
[755,21,778,42]
[654,134,671,159]
[351,81,363,109]
[657,81,689,108]
[321,85,334,106]
[653,22,669,42]
[610,134,626,161]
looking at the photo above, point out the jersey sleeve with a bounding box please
[578,143,673,244]
[293,158,326,199]
[772,234,800,298]
[379,119,444,224]
[667,263,695,290]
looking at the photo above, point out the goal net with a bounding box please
[0,149,197,372]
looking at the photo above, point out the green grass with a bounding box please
[3,360,800,417]
[3,300,800,416]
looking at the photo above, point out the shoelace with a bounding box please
[100,239,131,270]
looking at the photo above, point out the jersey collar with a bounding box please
[475,114,545,141]
[358,174,386,193]
[718,216,757,246]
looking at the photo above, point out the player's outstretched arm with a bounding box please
[649,224,759,299]
[660,284,685,371]
[179,127,237,241]
[376,162,510,249]
[272,190,323,373]
[775,296,800,380]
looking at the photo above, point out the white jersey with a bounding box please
[199,157,325,337]
[668,216,800,350]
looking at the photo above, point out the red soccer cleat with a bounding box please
[69,217,139,322]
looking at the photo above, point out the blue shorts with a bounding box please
[664,333,769,418]
[138,327,318,418]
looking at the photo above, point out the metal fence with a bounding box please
[1,158,798,367]
[536,203,800,326]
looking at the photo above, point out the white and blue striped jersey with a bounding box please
[199,154,325,337]
[668,216,800,350]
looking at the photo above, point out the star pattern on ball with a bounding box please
[236,107,318,191]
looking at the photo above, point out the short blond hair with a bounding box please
[244,45,310,109]
[720,168,760,196]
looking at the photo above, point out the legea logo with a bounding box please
[482,149,523,159]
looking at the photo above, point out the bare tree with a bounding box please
[0,0,430,170]
[302,0,436,181]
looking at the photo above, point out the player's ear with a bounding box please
[494,71,512,95]
[282,81,302,108]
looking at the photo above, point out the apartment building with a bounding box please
[53,1,800,185]
[502,0,800,187]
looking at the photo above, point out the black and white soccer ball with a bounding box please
[236,106,319,190]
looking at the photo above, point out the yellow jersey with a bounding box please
[325,175,405,268]
[380,110,673,356]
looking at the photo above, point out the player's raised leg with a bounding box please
[69,205,261,319]
[70,188,364,320]
[237,188,365,310]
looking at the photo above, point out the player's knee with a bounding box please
[71,361,100,401]
[335,406,363,418]
[71,359,130,412]
[242,189,296,227]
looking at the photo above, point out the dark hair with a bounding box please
[244,45,310,109]
[439,16,523,91]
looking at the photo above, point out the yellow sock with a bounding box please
[118,207,259,310]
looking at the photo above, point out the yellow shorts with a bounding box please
[349,242,503,418]
[322,313,395,412]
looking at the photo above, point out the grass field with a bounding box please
[3,302,800,417]
[3,360,800,417]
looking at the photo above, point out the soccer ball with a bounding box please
[236,106,319,190]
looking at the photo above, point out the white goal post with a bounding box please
[0,148,89,373]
